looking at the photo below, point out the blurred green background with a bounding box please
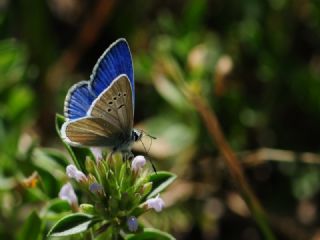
[1,0,320,239]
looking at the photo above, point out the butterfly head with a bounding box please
[132,129,143,142]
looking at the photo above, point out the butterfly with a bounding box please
[61,39,142,158]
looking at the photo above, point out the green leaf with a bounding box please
[125,228,176,240]
[7,86,34,120]
[46,199,71,213]
[146,171,176,199]
[41,148,69,167]
[79,203,95,215]
[24,187,49,202]
[47,213,96,237]
[55,114,93,172]
[0,39,26,90]
[0,175,16,191]
[43,199,71,224]
[32,148,65,179]
[153,72,189,111]
[17,211,42,240]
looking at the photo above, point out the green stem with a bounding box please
[83,229,94,240]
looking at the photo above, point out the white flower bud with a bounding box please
[59,183,78,206]
[66,164,86,182]
[146,194,165,212]
[131,155,146,172]
[90,147,103,162]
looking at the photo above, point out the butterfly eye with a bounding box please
[123,93,127,97]
[118,93,121,96]
[108,101,113,105]
[107,108,112,112]
[113,97,117,100]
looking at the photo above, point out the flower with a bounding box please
[66,164,87,182]
[131,155,146,172]
[90,147,103,162]
[59,182,78,206]
[89,183,104,194]
[127,216,138,232]
[145,194,165,212]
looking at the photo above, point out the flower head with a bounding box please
[127,216,138,232]
[145,194,165,212]
[131,155,146,172]
[59,182,78,206]
[66,164,87,182]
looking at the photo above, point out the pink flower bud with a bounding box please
[59,183,78,206]
[131,155,146,172]
[146,194,165,212]
[66,164,86,182]
[90,147,103,162]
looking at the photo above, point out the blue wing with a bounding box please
[90,39,134,98]
[64,38,134,121]
[64,81,96,120]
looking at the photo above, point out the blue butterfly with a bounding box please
[61,39,142,156]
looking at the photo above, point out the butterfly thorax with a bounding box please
[113,129,142,153]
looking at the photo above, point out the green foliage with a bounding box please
[146,171,176,199]
[45,153,175,238]
[0,39,27,89]
[0,39,34,172]
[125,228,176,240]
[17,211,42,240]
[47,213,95,237]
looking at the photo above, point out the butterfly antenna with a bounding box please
[141,130,157,150]
[139,138,157,173]
[147,134,154,153]
[147,132,157,140]
[140,129,157,140]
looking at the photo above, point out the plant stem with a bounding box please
[188,94,276,240]
[84,229,94,240]
[156,53,275,239]
[94,222,110,238]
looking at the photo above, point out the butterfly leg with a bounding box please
[122,151,134,161]
[127,151,134,161]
